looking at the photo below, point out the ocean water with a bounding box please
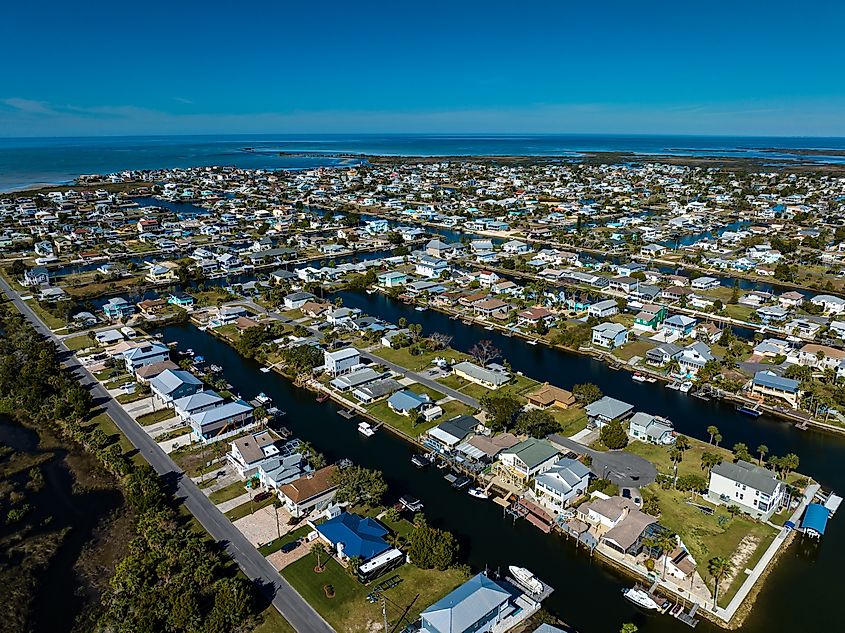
[2,134,845,192]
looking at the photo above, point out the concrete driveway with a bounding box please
[548,433,657,488]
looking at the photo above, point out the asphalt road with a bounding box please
[0,278,334,633]
[548,433,657,488]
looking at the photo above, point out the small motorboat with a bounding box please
[366,289,376,295]
[315,393,330,403]
[260,367,271,373]
[411,454,431,468]
[679,381,693,393]
[415,306,426,312]
[736,404,762,417]
[358,422,375,436]
[527,339,538,346]
[622,586,660,611]
[255,392,272,405]
[399,495,424,512]
[508,566,544,594]
[468,488,489,499]
[632,372,647,383]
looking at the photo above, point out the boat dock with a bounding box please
[503,573,555,602]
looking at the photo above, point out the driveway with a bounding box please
[548,433,657,488]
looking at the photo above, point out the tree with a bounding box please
[572,382,603,405]
[469,339,501,365]
[733,442,752,463]
[332,465,387,507]
[714,432,723,448]
[600,420,628,449]
[620,624,638,633]
[757,444,769,465]
[669,446,684,488]
[654,531,678,579]
[707,425,719,445]
[479,392,523,432]
[407,515,458,570]
[235,325,269,359]
[311,541,328,572]
[708,556,733,608]
[514,409,558,438]
[700,451,723,475]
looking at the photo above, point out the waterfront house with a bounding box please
[503,239,531,254]
[790,343,845,370]
[134,359,179,382]
[167,292,195,308]
[707,459,784,520]
[601,508,660,556]
[329,367,382,392]
[103,297,136,321]
[189,400,255,441]
[577,495,638,534]
[646,343,682,367]
[640,243,667,257]
[628,412,675,445]
[22,266,49,287]
[752,371,801,407]
[587,299,618,319]
[811,294,845,315]
[283,291,316,309]
[228,430,280,480]
[609,276,639,293]
[778,291,805,309]
[122,342,170,373]
[517,307,556,329]
[533,457,591,513]
[258,452,311,493]
[149,369,204,406]
[496,438,560,484]
[174,390,224,422]
[377,271,407,288]
[675,342,715,376]
[352,377,403,403]
[756,305,790,324]
[323,347,360,376]
[591,322,628,349]
[691,276,721,290]
[525,384,576,409]
[423,415,478,454]
[387,390,432,416]
[315,512,390,563]
[419,572,515,633]
[278,465,339,518]
[585,396,634,429]
[452,361,510,390]
[473,298,510,320]
[660,286,693,303]
[415,255,449,278]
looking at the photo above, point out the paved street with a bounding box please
[0,278,334,633]
[359,349,481,409]
[548,433,657,487]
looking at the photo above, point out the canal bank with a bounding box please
[158,316,845,633]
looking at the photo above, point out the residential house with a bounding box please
[452,361,510,390]
[662,314,697,338]
[324,348,361,376]
[387,390,433,416]
[675,342,715,376]
[149,369,204,406]
[628,412,675,445]
[592,322,628,349]
[585,396,634,428]
[517,307,556,329]
[646,343,682,367]
[189,400,255,441]
[423,415,478,454]
[496,438,560,483]
[473,298,510,320]
[415,255,449,278]
[103,297,136,321]
[419,573,517,633]
[691,276,721,290]
[525,384,576,409]
[533,458,591,513]
[707,459,784,520]
[228,430,280,479]
[633,304,667,331]
[315,512,391,563]
[173,390,224,422]
[377,271,407,288]
[278,465,339,518]
[283,291,316,309]
[122,342,170,373]
[752,371,801,407]
[587,299,618,319]
[811,294,845,315]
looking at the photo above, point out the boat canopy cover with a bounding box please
[801,503,829,536]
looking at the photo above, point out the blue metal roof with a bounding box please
[315,513,389,561]
[753,370,800,393]
[802,503,829,536]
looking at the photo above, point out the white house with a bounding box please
[628,412,675,445]
[587,299,618,319]
[707,460,784,520]
[811,294,845,315]
[323,348,361,376]
[533,458,591,513]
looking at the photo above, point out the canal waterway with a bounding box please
[157,289,845,633]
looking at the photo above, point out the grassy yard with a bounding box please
[155,425,192,442]
[64,334,95,350]
[208,480,248,504]
[23,299,66,330]
[723,304,756,322]
[372,345,469,372]
[225,494,276,522]
[612,338,654,362]
[280,555,467,633]
[624,437,733,480]
[258,525,312,557]
[250,606,296,633]
[366,401,439,438]
[116,390,148,404]
[136,408,177,426]
[550,406,588,437]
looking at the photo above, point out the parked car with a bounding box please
[280,540,300,554]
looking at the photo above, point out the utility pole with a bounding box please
[382,597,388,633]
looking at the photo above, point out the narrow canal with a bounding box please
[158,288,845,633]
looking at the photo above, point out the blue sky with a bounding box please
[2,1,844,136]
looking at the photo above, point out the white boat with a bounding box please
[255,392,272,404]
[679,381,693,393]
[358,422,375,436]
[414,306,426,312]
[468,488,489,499]
[622,587,661,611]
[366,289,376,295]
[260,367,271,373]
[508,566,543,594]
[632,373,648,383]
[527,339,538,346]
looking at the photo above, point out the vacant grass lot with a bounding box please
[225,494,276,522]
[208,480,248,504]
[64,334,95,350]
[136,408,177,426]
[612,338,654,362]
[371,345,469,372]
[281,555,466,633]
[550,407,588,437]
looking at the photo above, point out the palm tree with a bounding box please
[714,432,723,448]
[707,556,733,608]
[669,447,684,488]
[620,624,638,633]
[675,435,690,452]
[707,425,719,445]
[700,451,722,475]
[757,444,769,466]
[311,541,328,572]
[654,531,678,579]
[347,555,363,578]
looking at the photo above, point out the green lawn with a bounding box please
[258,525,312,556]
[155,425,192,442]
[372,345,469,372]
[64,334,95,350]
[136,408,177,426]
[24,299,66,330]
[208,480,248,504]
[550,407,588,437]
[366,401,438,438]
[612,338,654,362]
[281,555,467,633]
[116,390,148,404]
[723,304,756,322]
[251,606,296,633]
[225,494,276,522]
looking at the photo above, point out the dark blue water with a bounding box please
[4,134,845,191]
